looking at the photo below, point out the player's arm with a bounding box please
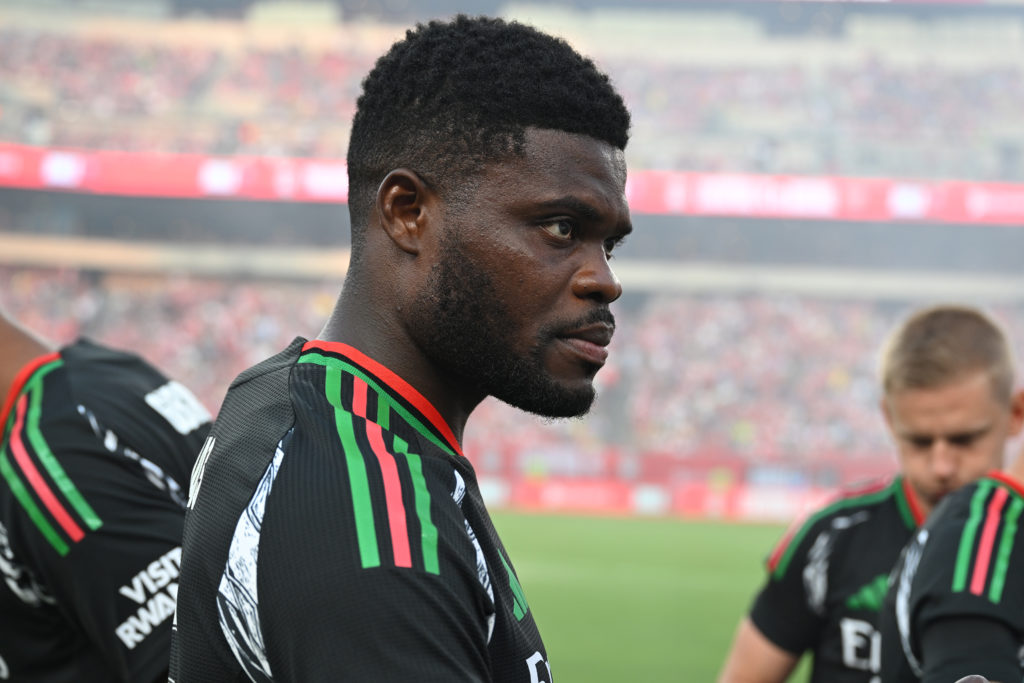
[718,617,800,683]
[719,511,827,683]
[917,617,1017,683]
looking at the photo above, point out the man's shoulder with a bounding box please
[765,476,909,581]
[913,473,1024,602]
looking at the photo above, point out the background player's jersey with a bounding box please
[750,475,923,683]
[0,339,211,682]
[171,339,550,683]
[880,472,1024,683]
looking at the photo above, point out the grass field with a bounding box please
[492,512,810,682]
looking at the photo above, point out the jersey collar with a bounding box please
[300,340,464,458]
[0,350,61,437]
[897,475,926,527]
[987,469,1024,498]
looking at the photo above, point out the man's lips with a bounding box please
[558,323,614,365]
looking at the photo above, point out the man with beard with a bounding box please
[169,15,631,683]
[719,305,1024,683]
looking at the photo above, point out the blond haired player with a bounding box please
[719,305,1024,683]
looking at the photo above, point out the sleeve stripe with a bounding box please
[24,374,102,532]
[989,495,1024,603]
[953,479,994,592]
[393,435,440,575]
[323,364,440,575]
[365,419,413,569]
[952,479,1024,603]
[0,450,69,555]
[8,393,85,544]
[969,485,1009,596]
[327,366,382,570]
[351,372,368,419]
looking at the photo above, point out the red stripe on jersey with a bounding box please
[970,485,1009,596]
[304,340,463,457]
[365,420,412,568]
[9,394,84,543]
[766,524,797,573]
[0,351,60,436]
[352,375,368,419]
[901,476,926,526]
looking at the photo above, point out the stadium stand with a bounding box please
[3,0,1024,518]
[4,267,1023,498]
[1,2,1023,179]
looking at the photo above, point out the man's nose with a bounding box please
[571,247,623,304]
[930,441,957,479]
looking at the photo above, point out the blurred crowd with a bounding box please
[7,267,1022,484]
[1,23,1022,180]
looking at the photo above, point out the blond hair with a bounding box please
[880,305,1016,403]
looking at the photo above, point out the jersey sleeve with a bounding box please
[748,512,831,654]
[237,423,496,682]
[908,482,1024,676]
[917,616,1021,683]
[2,411,189,682]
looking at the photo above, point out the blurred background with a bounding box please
[3,1,1024,678]
[4,0,1024,522]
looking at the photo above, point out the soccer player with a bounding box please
[880,443,1024,682]
[718,305,1024,683]
[169,15,631,682]
[0,310,212,681]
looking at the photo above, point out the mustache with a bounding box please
[546,307,616,338]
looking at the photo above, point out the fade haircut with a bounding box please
[880,305,1017,404]
[346,15,631,259]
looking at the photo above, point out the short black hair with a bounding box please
[346,15,631,251]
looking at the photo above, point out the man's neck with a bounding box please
[317,294,478,446]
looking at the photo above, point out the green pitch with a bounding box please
[492,511,810,682]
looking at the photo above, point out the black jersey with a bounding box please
[170,338,550,682]
[749,475,924,683]
[880,472,1024,683]
[0,339,211,682]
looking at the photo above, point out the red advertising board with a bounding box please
[2,142,1023,225]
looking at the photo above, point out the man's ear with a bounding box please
[375,169,436,255]
[1007,388,1024,437]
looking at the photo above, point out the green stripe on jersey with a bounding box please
[988,495,1023,603]
[0,450,69,555]
[893,480,918,529]
[326,366,381,569]
[772,479,896,580]
[953,479,995,593]
[499,551,530,621]
[299,353,454,458]
[25,374,102,532]
[392,435,439,575]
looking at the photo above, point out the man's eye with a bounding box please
[909,437,934,450]
[541,219,574,240]
[604,236,625,257]
[948,434,979,448]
